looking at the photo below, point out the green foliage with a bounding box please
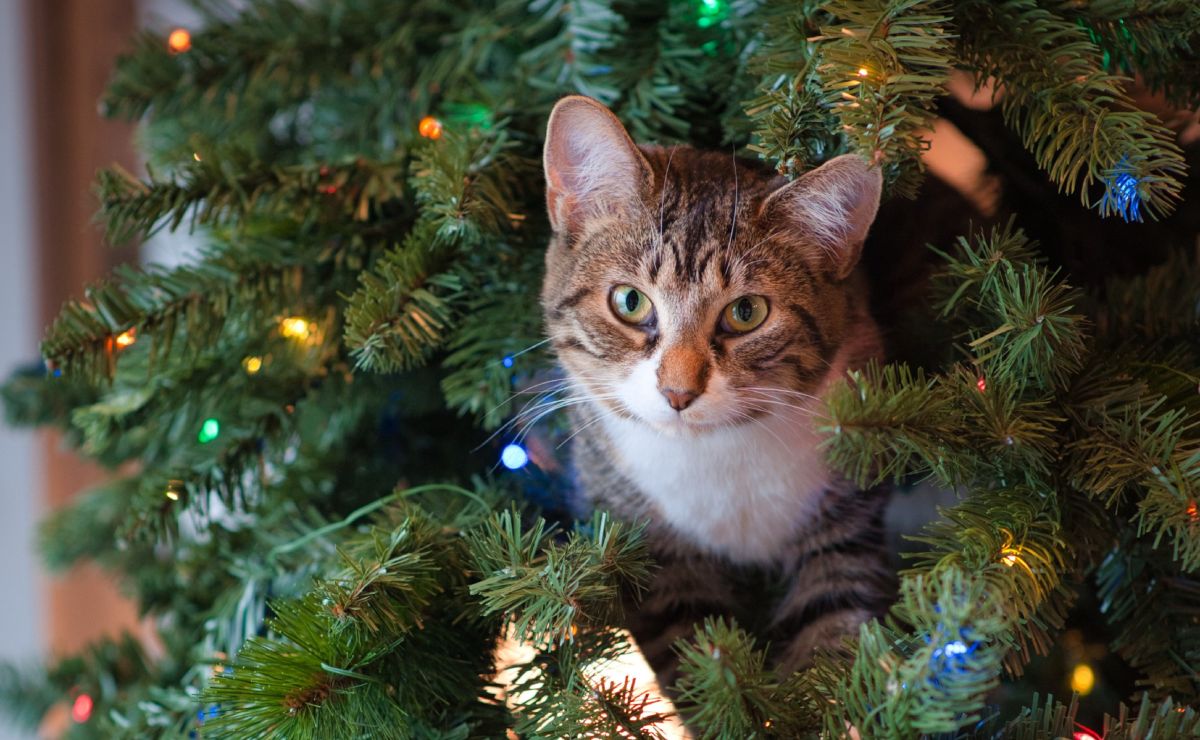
[814,0,955,198]
[954,0,1187,220]
[468,510,651,644]
[672,618,791,739]
[813,567,1007,736]
[1000,692,1200,738]
[812,220,1199,733]
[4,0,1200,736]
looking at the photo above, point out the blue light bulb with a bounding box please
[502,355,514,368]
[500,443,528,469]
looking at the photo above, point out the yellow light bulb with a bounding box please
[280,317,313,340]
[242,356,263,374]
[1000,547,1025,568]
[857,67,870,77]
[1070,663,1095,696]
[115,328,137,348]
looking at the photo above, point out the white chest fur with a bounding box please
[600,410,831,564]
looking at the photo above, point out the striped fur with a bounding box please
[541,97,895,685]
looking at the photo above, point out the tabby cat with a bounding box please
[540,96,895,685]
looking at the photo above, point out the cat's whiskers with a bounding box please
[729,403,794,456]
[502,336,553,363]
[512,393,623,447]
[658,146,678,247]
[557,404,622,449]
[740,392,817,415]
[483,369,614,423]
[725,147,739,252]
[740,386,824,404]
[474,381,616,450]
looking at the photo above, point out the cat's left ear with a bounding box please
[761,154,883,279]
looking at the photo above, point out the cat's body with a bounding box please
[540,97,894,683]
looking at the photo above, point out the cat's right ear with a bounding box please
[544,96,653,236]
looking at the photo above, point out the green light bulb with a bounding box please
[697,0,726,27]
[198,418,220,444]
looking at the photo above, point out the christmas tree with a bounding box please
[3,0,1200,737]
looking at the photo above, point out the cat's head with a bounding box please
[541,96,882,435]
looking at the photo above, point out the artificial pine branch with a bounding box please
[672,618,788,739]
[1053,0,1200,107]
[954,0,1188,220]
[815,0,955,198]
[97,158,407,245]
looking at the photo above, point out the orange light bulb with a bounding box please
[167,28,192,54]
[418,116,443,140]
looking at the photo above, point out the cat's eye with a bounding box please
[721,295,769,333]
[610,285,654,325]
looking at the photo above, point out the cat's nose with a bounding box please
[661,388,699,411]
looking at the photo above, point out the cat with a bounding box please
[539,95,895,687]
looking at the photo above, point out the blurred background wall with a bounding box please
[1,2,143,737]
[0,5,44,719]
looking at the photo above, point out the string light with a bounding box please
[1100,158,1144,222]
[418,116,444,140]
[500,443,528,470]
[71,693,93,723]
[976,376,987,392]
[193,152,202,162]
[198,418,220,444]
[1108,172,1142,222]
[930,635,978,675]
[1188,500,1198,522]
[502,355,514,369]
[197,704,221,723]
[114,328,137,348]
[1074,728,1101,740]
[279,316,314,340]
[243,356,264,374]
[696,0,727,27]
[857,67,870,77]
[167,28,192,54]
[1070,663,1095,696]
[165,480,185,502]
[1001,547,1025,568]
[999,530,1031,571]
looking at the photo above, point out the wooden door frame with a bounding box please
[25,0,143,658]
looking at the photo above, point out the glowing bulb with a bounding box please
[1074,731,1101,740]
[280,317,313,340]
[418,116,444,140]
[71,693,93,723]
[696,0,726,27]
[167,28,192,54]
[500,443,528,470]
[242,356,263,374]
[1070,663,1095,696]
[1000,547,1025,568]
[193,152,202,162]
[943,640,968,656]
[502,355,514,368]
[857,67,870,77]
[1189,500,1198,522]
[198,418,220,444]
[114,328,137,348]
[976,376,987,392]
